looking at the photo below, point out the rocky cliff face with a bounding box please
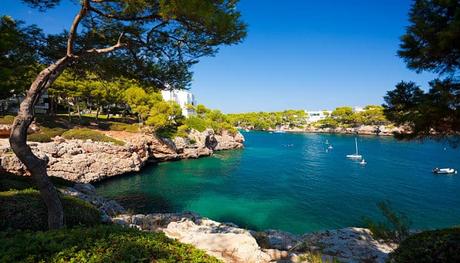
[0,129,244,183]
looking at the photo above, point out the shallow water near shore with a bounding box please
[96,131,460,234]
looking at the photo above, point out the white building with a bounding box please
[353,106,365,113]
[0,92,49,114]
[161,89,197,117]
[305,110,332,123]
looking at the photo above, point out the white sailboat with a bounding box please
[346,137,363,160]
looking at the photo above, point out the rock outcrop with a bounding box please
[111,212,396,263]
[0,129,244,183]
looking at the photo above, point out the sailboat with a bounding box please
[346,137,363,160]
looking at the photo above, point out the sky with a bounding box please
[2,0,436,113]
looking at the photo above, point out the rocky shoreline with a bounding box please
[0,128,244,183]
[1,127,399,262]
[250,125,407,136]
[62,182,397,263]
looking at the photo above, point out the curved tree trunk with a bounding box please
[9,56,71,229]
[8,0,125,230]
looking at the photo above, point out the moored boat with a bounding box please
[432,168,457,175]
[346,137,363,160]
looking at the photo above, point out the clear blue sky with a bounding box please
[2,0,435,113]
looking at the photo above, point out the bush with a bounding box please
[363,201,411,243]
[184,116,208,132]
[389,228,460,263]
[0,115,15,124]
[62,128,124,145]
[175,124,190,138]
[28,133,53,142]
[28,127,68,143]
[0,188,100,231]
[0,172,73,192]
[0,225,221,262]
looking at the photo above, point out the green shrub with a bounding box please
[0,115,15,124]
[0,189,100,231]
[0,173,73,192]
[363,201,411,243]
[175,124,190,138]
[184,116,208,132]
[62,128,124,145]
[389,228,460,263]
[0,225,221,262]
[28,127,68,143]
[28,133,52,142]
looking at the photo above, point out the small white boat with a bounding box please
[346,137,362,160]
[328,145,333,150]
[274,130,285,133]
[360,159,367,165]
[244,129,250,132]
[433,168,457,175]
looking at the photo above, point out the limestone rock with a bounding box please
[115,212,272,263]
[301,227,397,263]
[0,129,244,183]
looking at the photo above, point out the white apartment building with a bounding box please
[305,110,332,123]
[161,89,197,117]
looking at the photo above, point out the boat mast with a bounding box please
[355,137,359,155]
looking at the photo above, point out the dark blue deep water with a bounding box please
[96,131,460,234]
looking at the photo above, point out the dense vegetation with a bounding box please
[0,173,99,231]
[316,105,389,129]
[389,228,460,263]
[384,0,460,143]
[0,225,220,263]
[227,110,307,130]
[0,188,101,231]
[227,105,389,130]
[0,173,220,262]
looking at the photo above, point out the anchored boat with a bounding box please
[346,137,363,160]
[432,168,457,175]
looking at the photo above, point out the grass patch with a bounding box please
[0,225,221,262]
[0,188,100,231]
[62,128,125,145]
[389,227,460,263]
[0,115,15,124]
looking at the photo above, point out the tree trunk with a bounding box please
[9,56,70,229]
[77,98,81,122]
[96,105,101,122]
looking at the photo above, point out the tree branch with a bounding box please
[67,0,90,56]
[88,6,162,21]
[79,32,127,57]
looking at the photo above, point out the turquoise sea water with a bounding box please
[95,131,460,234]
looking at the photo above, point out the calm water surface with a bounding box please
[96,131,460,234]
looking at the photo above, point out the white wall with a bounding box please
[161,89,197,117]
[305,110,331,123]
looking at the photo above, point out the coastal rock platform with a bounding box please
[0,129,244,183]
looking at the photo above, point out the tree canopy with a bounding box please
[384,0,460,143]
[0,16,43,99]
[21,0,247,89]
